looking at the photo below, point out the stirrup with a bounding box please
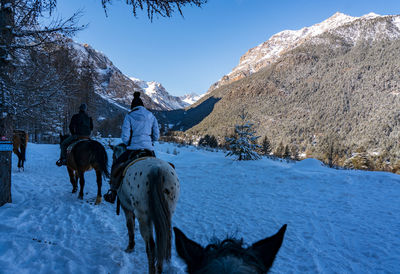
[56,159,66,167]
[104,189,117,204]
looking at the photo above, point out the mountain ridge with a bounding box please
[159,12,400,170]
[207,12,400,93]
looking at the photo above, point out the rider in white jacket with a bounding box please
[104,92,160,203]
[121,105,159,151]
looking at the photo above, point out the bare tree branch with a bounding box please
[101,0,207,21]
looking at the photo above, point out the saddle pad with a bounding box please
[67,139,90,154]
[122,156,153,177]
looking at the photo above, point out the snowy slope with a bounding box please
[209,12,400,92]
[0,142,399,273]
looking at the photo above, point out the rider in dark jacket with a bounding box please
[56,103,93,166]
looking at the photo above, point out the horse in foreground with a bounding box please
[13,130,28,170]
[112,148,180,274]
[59,134,109,204]
[174,224,287,274]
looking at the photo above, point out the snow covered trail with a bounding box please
[0,142,399,273]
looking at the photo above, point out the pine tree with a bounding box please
[283,145,290,160]
[225,111,261,161]
[290,145,299,161]
[260,136,272,156]
[275,141,285,158]
[199,134,218,148]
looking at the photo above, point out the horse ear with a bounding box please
[173,227,205,270]
[248,224,287,271]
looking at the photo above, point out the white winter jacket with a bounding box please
[121,106,160,151]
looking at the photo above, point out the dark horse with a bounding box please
[59,134,109,205]
[13,130,28,170]
[174,224,287,274]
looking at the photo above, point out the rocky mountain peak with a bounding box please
[130,77,194,110]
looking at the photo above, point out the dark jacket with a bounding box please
[69,110,93,136]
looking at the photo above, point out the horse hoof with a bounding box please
[72,189,77,193]
[78,195,83,200]
[125,247,134,253]
[95,196,102,205]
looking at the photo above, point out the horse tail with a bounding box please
[148,166,172,264]
[90,141,110,179]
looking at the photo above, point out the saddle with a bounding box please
[122,156,153,177]
[111,151,155,183]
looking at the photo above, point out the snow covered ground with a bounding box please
[0,142,399,273]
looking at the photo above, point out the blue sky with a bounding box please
[54,0,400,96]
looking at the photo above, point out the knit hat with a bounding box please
[130,92,144,109]
[79,103,87,111]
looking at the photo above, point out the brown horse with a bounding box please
[174,224,287,274]
[13,130,28,170]
[60,134,109,205]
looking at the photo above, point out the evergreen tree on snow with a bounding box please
[261,136,272,156]
[225,111,261,161]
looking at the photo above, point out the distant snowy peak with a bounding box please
[63,38,162,110]
[68,40,200,110]
[130,77,192,110]
[180,93,204,105]
[209,12,400,92]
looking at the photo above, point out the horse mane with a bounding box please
[202,238,267,273]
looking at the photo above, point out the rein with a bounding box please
[116,197,121,215]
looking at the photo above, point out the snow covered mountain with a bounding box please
[209,12,400,92]
[168,12,400,171]
[179,93,204,105]
[64,40,162,111]
[68,40,200,111]
[130,77,192,110]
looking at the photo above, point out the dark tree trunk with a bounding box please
[0,0,14,206]
[0,149,12,206]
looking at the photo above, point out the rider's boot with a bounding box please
[56,158,66,167]
[104,188,117,203]
[104,166,123,204]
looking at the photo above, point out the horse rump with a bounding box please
[88,140,110,179]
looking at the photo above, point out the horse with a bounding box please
[59,134,109,205]
[111,146,180,274]
[173,224,287,274]
[13,130,28,170]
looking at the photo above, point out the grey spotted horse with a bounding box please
[114,155,180,274]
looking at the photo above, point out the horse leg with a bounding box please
[95,169,102,205]
[122,206,136,252]
[78,171,85,200]
[13,148,22,169]
[139,218,156,274]
[17,149,22,169]
[20,143,26,170]
[67,167,78,193]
